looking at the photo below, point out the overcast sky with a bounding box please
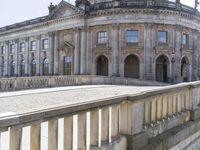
[0,0,195,27]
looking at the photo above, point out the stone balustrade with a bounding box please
[0,75,168,92]
[0,81,200,149]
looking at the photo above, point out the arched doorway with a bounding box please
[181,57,189,82]
[96,55,109,76]
[124,55,140,78]
[156,55,169,82]
[31,59,36,76]
[43,58,49,76]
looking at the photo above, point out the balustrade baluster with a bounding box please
[64,116,73,150]
[101,107,109,143]
[30,124,41,150]
[9,127,22,150]
[90,109,99,147]
[78,113,87,150]
[111,105,119,140]
[48,119,58,150]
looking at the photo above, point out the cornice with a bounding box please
[0,8,200,38]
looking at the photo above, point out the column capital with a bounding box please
[112,23,120,30]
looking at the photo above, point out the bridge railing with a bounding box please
[0,82,199,149]
[0,75,167,92]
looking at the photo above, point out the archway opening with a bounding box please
[96,55,109,76]
[156,55,169,82]
[181,57,189,82]
[124,55,140,79]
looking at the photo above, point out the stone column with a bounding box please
[36,36,41,76]
[111,23,120,76]
[80,26,87,75]
[53,32,59,75]
[25,37,29,76]
[144,23,154,80]
[174,25,182,83]
[192,29,199,81]
[86,27,92,75]
[5,41,9,76]
[7,41,11,77]
[14,39,19,76]
[74,28,81,75]
[49,32,54,75]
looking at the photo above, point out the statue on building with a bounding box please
[195,0,199,10]
[48,2,57,14]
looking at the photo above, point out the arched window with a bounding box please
[43,58,49,76]
[31,59,36,76]
[156,55,169,82]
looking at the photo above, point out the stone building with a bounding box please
[0,0,199,83]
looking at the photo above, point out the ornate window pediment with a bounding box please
[48,1,84,20]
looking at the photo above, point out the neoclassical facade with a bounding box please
[0,0,200,83]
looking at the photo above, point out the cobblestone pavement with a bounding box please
[0,85,161,115]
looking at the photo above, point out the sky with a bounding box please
[0,0,195,27]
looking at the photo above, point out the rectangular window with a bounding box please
[20,43,25,52]
[158,31,167,43]
[97,31,108,44]
[43,39,49,49]
[182,34,188,45]
[63,56,73,75]
[126,30,139,43]
[31,41,36,51]
[1,46,6,55]
[10,44,15,54]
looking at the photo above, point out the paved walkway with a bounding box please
[0,85,161,116]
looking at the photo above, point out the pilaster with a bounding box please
[74,27,81,75]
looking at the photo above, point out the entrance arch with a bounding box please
[96,55,109,76]
[181,57,189,82]
[156,55,169,82]
[124,55,140,78]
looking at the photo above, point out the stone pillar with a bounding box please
[111,23,120,76]
[174,25,182,83]
[5,41,9,76]
[74,28,81,75]
[192,29,199,81]
[144,23,154,80]
[49,32,54,75]
[80,26,87,75]
[14,39,19,76]
[53,32,59,75]
[86,27,92,75]
[25,37,29,76]
[36,36,41,76]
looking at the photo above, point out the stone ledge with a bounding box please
[128,111,190,150]
[190,107,200,121]
[139,118,200,150]
[90,136,127,150]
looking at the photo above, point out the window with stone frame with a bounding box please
[126,30,139,44]
[97,31,108,44]
[10,44,15,54]
[182,34,189,46]
[42,39,49,50]
[20,43,25,52]
[157,31,168,44]
[63,56,73,75]
[31,41,36,51]
[1,46,6,55]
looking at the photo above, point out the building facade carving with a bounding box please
[0,0,200,83]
